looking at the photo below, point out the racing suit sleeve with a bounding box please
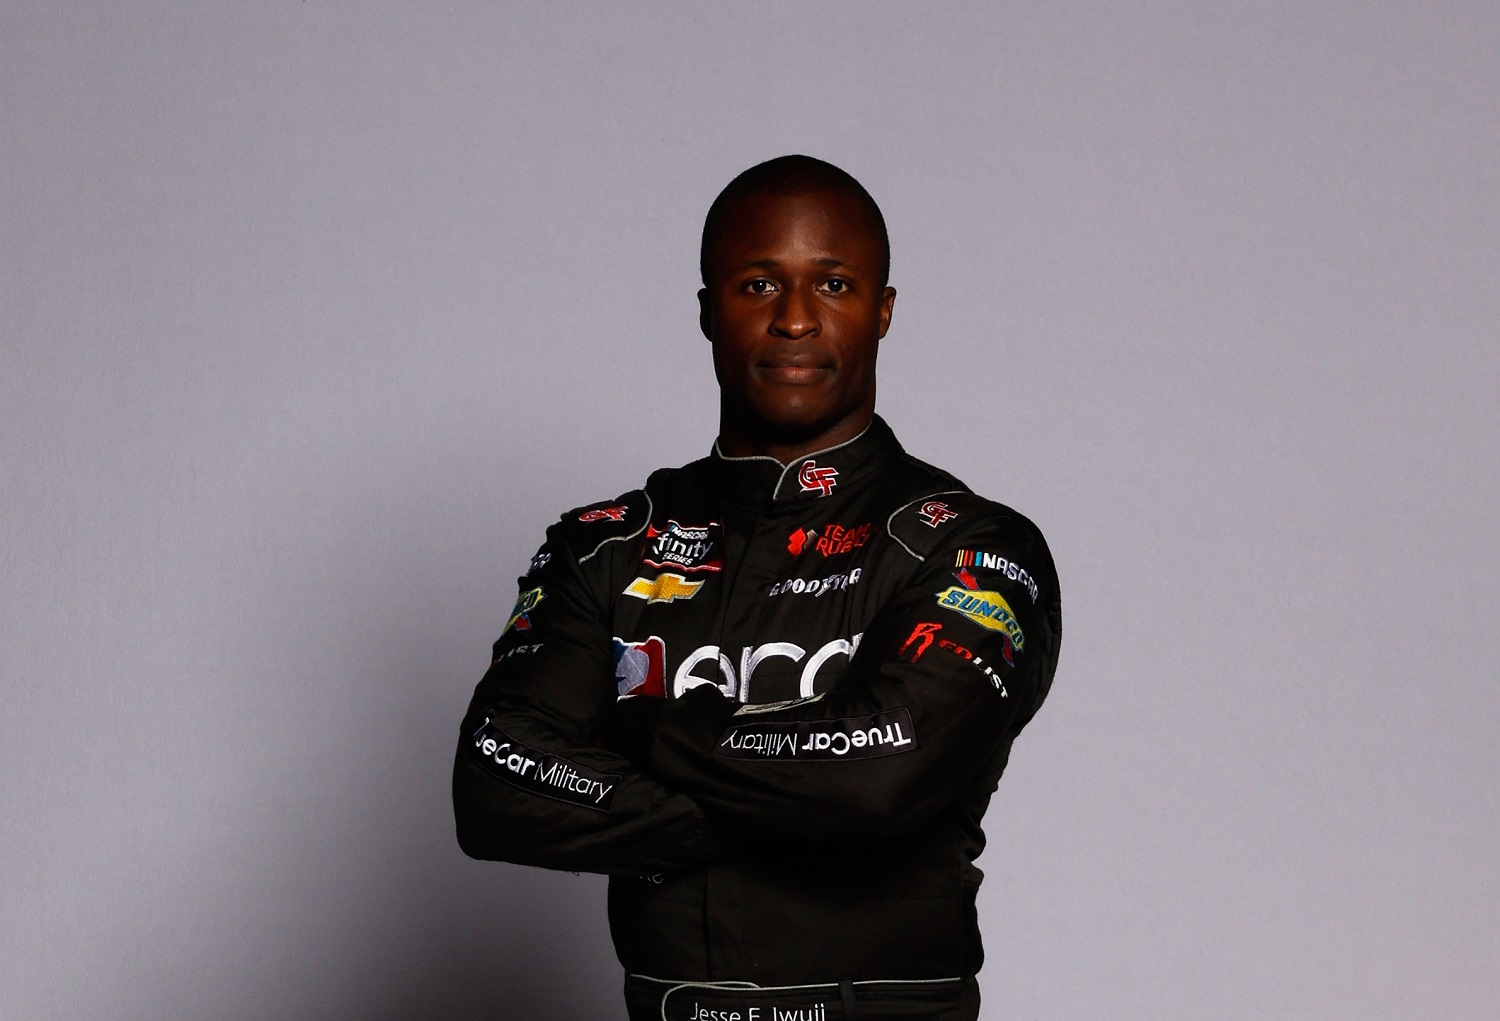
[452,513,721,875]
[640,511,1061,841]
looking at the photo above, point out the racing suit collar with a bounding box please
[710,415,902,508]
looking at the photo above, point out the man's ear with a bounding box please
[878,286,897,338]
[698,288,712,341]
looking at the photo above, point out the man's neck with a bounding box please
[715,412,874,465]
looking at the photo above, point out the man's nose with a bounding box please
[769,287,819,339]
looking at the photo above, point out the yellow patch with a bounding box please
[935,586,1025,650]
[623,573,704,604]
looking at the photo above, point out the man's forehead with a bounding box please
[708,189,882,255]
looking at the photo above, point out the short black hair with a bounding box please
[700,155,890,288]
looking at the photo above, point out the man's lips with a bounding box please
[758,353,831,384]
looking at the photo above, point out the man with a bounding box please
[454,155,1061,1021]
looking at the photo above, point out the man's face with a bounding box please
[700,188,896,458]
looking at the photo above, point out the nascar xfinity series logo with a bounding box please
[642,520,722,572]
[797,459,839,496]
[935,568,1025,652]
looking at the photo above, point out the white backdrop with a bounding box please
[3,3,1496,1019]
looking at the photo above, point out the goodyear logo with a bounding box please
[623,573,703,604]
[935,573,1024,651]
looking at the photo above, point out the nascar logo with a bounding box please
[623,573,703,603]
[798,459,839,496]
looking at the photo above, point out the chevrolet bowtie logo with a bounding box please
[623,573,704,604]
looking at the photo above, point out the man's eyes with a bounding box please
[739,278,851,295]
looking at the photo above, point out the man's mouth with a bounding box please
[759,354,831,384]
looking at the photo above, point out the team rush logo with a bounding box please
[918,500,958,528]
[787,522,875,557]
[797,459,839,496]
[578,505,628,522]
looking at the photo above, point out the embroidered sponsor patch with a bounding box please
[935,570,1025,652]
[918,501,958,527]
[469,717,621,811]
[527,551,551,574]
[623,573,703,603]
[579,505,628,522]
[898,621,1010,693]
[797,459,839,496]
[642,520,722,573]
[613,635,666,697]
[491,642,543,666]
[504,586,545,633]
[955,549,1039,603]
[715,707,918,761]
[767,567,861,598]
[787,522,874,557]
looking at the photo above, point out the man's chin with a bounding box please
[734,399,871,449]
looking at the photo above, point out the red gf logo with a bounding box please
[798,460,839,496]
[918,501,957,528]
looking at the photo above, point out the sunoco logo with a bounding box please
[504,586,545,633]
[935,569,1024,651]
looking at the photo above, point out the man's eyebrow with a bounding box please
[739,257,851,270]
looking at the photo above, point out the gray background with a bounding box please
[3,3,1496,1018]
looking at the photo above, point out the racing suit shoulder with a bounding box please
[886,483,1051,565]
[553,489,653,563]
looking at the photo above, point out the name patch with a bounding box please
[715,708,917,761]
[469,717,620,811]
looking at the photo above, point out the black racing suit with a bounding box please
[453,417,1061,1018]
